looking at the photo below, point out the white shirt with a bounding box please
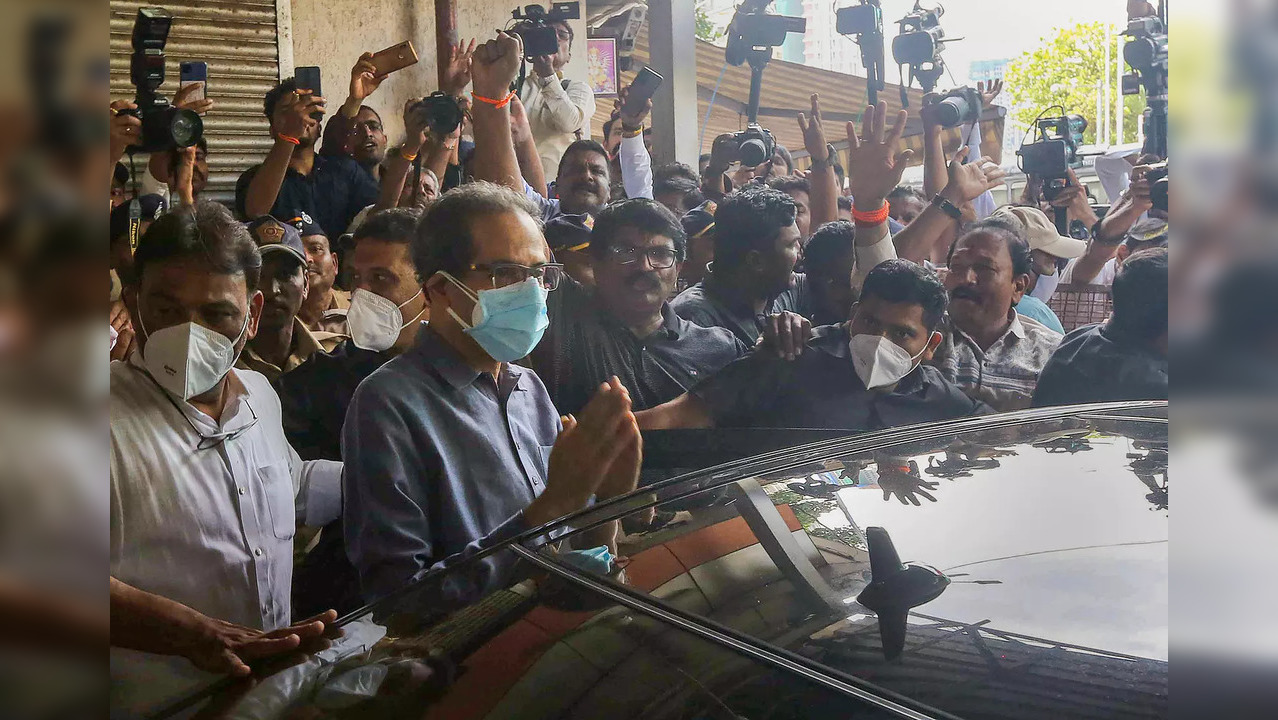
[852,221,897,291]
[520,72,597,181]
[109,355,341,714]
[1061,256,1118,286]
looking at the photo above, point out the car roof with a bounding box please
[153,401,1166,720]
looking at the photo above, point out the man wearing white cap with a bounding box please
[990,205,1087,334]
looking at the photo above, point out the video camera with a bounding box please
[1122,10,1168,159]
[723,1,804,171]
[1145,161,1168,213]
[724,0,806,66]
[122,7,203,153]
[892,1,954,100]
[836,1,885,105]
[1017,113,1087,195]
[410,92,463,136]
[1122,15,1168,98]
[922,86,981,128]
[511,3,580,59]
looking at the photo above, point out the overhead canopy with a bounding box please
[587,4,1003,167]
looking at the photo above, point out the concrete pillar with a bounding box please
[646,0,698,167]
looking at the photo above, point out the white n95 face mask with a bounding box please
[140,313,248,401]
[850,334,927,390]
[346,288,424,352]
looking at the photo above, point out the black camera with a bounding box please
[923,86,980,128]
[410,92,464,137]
[122,8,203,153]
[511,3,580,59]
[724,0,806,67]
[892,1,953,99]
[1018,114,1087,183]
[836,2,882,36]
[1145,161,1168,213]
[732,123,776,169]
[1122,15,1168,97]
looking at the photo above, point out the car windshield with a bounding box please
[525,403,1168,720]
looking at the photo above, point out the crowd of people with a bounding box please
[104,20,1168,714]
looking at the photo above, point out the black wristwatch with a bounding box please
[931,193,962,220]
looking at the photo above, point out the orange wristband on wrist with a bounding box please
[852,200,890,225]
[277,134,301,145]
[472,91,517,109]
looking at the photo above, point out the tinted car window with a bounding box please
[531,409,1168,720]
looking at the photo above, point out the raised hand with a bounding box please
[109,100,141,166]
[509,95,533,145]
[939,146,1005,204]
[348,52,385,106]
[532,54,556,80]
[402,97,430,152]
[528,377,638,527]
[977,79,1003,108]
[615,86,652,132]
[173,146,197,207]
[845,103,913,211]
[273,90,325,140]
[441,39,477,96]
[797,93,829,164]
[172,82,214,115]
[472,32,523,100]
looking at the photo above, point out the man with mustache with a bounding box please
[930,216,1064,411]
[239,217,343,383]
[529,198,746,416]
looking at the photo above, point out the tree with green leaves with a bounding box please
[1005,21,1145,145]
[696,0,724,44]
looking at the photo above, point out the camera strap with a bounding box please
[127,151,142,254]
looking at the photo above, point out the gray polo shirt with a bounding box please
[342,326,561,605]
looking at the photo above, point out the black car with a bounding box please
[148,401,1168,720]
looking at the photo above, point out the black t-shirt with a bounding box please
[670,272,813,347]
[1031,322,1168,407]
[275,340,391,461]
[530,279,747,416]
[235,154,379,237]
[693,323,992,430]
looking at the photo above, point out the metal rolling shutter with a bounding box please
[109,0,282,205]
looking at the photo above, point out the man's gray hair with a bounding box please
[411,181,542,279]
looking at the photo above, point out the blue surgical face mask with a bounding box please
[438,272,549,362]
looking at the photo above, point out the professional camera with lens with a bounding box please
[1121,15,1168,97]
[922,86,980,128]
[410,92,463,136]
[511,3,580,59]
[836,1,882,36]
[123,7,202,154]
[732,124,777,169]
[1017,113,1087,196]
[1145,161,1168,213]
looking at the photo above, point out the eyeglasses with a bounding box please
[469,262,565,291]
[605,245,680,270]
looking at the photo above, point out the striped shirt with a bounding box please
[929,310,1064,412]
[109,354,341,714]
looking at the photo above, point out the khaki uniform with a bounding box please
[238,317,343,384]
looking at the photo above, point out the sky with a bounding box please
[838,0,1132,86]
